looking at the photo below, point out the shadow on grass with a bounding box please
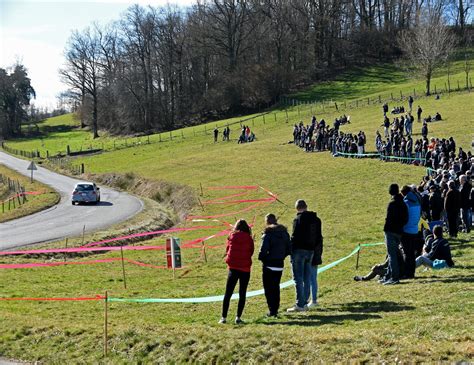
[414,274,474,285]
[335,300,415,313]
[262,312,382,327]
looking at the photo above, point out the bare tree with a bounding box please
[61,27,102,138]
[398,11,456,95]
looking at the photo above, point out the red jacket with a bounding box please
[225,231,254,272]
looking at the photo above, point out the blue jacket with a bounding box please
[403,191,421,234]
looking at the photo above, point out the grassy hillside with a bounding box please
[292,50,474,103]
[0,66,473,362]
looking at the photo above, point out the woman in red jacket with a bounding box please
[220,219,254,324]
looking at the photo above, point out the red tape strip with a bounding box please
[0,295,105,301]
[207,186,258,190]
[0,258,171,270]
[82,225,224,248]
[202,197,276,205]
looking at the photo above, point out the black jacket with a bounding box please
[258,224,291,268]
[445,189,460,214]
[425,236,455,267]
[384,194,408,234]
[291,211,323,255]
[460,182,472,209]
[429,191,444,220]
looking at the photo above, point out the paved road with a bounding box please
[0,152,143,250]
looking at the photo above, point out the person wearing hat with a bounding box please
[382,184,408,285]
[258,214,291,317]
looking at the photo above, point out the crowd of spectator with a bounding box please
[290,99,471,287]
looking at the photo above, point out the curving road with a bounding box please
[0,152,143,250]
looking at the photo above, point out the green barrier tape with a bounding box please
[335,151,380,157]
[108,242,384,304]
[382,155,422,161]
[335,151,425,162]
[360,242,385,247]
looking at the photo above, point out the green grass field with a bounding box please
[0,165,59,222]
[0,63,473,363]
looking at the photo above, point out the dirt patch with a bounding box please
[86,172,197,221]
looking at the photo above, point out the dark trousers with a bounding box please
[447,213,458,237]
[262,267,283,315]
[401,233,418,278]
[222,269,250,318]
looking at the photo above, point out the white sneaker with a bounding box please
[218,317,226,324]
[307,301,319,309]
[286,305,307,313]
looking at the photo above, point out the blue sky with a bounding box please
[0,0,194,109]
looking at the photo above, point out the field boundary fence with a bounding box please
[0,173,28,213]
[280,78,473,114]
[1,82,472,164]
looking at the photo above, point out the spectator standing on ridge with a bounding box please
[214,127,219,143]
[220,219,254,324]
[383,103,389,117]
[258,214,291,317]
[459,175,472,233]
[408,95,414,112]
[421,122,428,138]
[445,181,461,238]
[382,184,408,285]
[287,199,320,312]
[417,106,423,122]
[401,185,421,279]
[428,185,444,221]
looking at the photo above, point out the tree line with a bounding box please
[1,0,471,139]
[0,65,36,138]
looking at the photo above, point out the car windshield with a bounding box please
[75,184,94,191]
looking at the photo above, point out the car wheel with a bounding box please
[72,201,76,205]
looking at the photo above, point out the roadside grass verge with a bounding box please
[0,164,59,223]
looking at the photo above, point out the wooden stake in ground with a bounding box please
[104,291,108,358]
[81,225,86,245]
[355,245,361,270]
[120,245,127,289]
[201,241,208,263]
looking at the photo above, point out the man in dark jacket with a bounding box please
[383,184,408,285]
[429,185,444,221]
[258,214,291,317]
[416,225,454,268]
[287,199,321,312]
[445,181,460,237]
[459,175,472,233]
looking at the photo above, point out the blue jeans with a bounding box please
[309,265,318,303]
[461,208,472,232]
[385,232,401,281]
[291,249,314,308]
[416,255,433,268]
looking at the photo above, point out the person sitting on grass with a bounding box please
[354,242,408,282]
[415,225,454,270]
